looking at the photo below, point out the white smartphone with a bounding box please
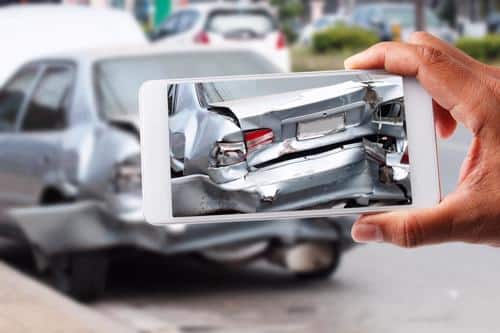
[139,71,440,225]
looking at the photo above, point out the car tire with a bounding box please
[50,251,108,301]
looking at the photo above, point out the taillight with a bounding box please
[400,147,409,164]
[212,141,246,167]
[194,31,210,44]
[244,128,274,153]
[276,31,286,49]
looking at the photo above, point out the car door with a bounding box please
[2,63,74,207]
[0,65,40,209]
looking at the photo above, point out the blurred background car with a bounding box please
[298,14,348,45]
[150,2,291,72]
[0,45,352,300]
[0,4,147,85]
[350,2,458,42]
[487,11,500,33]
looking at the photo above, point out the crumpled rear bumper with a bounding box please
[173,142,409,217]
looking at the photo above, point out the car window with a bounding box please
[21,66,73,132]
[159,12,181,36]
[167,84,178,115]
[177,10,199,33]
[205,9,277,36]
[0,66,38,132]
[95,51,279,117]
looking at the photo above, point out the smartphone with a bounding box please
[139,70,440,224]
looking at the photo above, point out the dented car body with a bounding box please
[0,48,358,299]
[170,77,411,216]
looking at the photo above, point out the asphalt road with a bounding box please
[90,127,500,333]
[94,243,499,333]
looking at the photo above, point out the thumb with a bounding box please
[351,202,456,248]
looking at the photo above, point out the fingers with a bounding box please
[408,32,500,80]
[433,99,457,138]
[345,41,493,137]
[351,201,456,247]
[408,32,482,71]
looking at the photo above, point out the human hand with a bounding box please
[345,32,500,247]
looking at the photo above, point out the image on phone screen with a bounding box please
[167,73,411,217]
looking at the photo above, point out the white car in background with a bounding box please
[0,4,147,85]
[151,3,290,72]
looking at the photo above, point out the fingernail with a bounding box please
[352,223,384,243]
[344,56,356,69]
[344,53,363,69]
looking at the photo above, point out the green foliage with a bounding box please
[271,0,304,20]
[282,23,298,44]
[270,0,303,43]
[312,25,379,54]
[456,35,500,61]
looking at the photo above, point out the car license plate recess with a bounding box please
[297,114,345,140]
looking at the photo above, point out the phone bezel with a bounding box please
[139,70,441,225]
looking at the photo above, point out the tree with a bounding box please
[271,0,305,43]
[437,0,457,27]
[271,0,304,21]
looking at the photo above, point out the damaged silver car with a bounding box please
[0,46,353,300]
[170,76,411,217]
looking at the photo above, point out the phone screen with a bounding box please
[167,72,411,217]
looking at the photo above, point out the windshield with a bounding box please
[206,9,276,36]
[95,51,279,116]
[384,7,440,28]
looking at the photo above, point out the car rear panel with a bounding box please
[204,8,278,39]
[209,81,375,167]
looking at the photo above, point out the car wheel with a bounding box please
[268,242,341,279]
[49,251,108,301]
[199,240,270,265]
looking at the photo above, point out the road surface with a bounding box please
[94,242,499,333]
[89,128,500,332]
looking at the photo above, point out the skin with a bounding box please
[345,32,500,248]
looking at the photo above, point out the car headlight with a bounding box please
[111,154,141,194]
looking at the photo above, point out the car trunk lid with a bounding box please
[203,8,278,44]
[208,80,402,167]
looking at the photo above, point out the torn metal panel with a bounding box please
[172,140,409,217]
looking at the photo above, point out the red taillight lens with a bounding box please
[244,128,274,153]
[400,147,409,164]
[194,31,210,44]
[276,31,286,49]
